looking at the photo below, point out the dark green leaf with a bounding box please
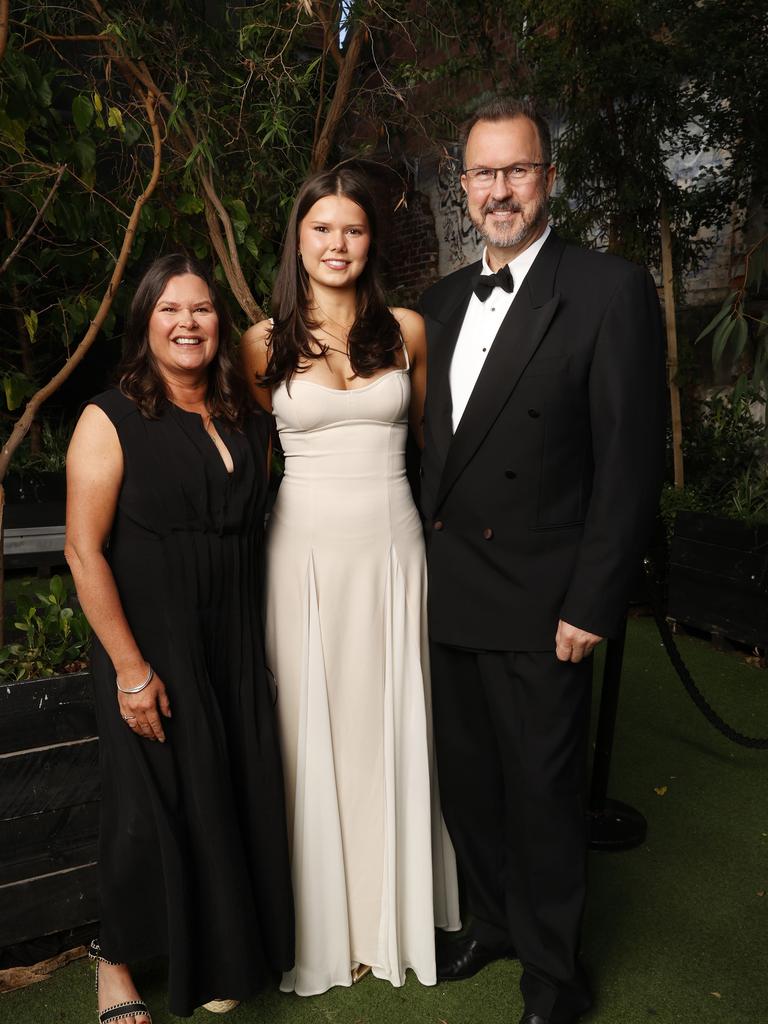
[73,136,96,174]
[228,199,250,228]
[711,316,736,368]
[731,374,748,406]
[176,193,205,214]
[37,77,53,108]
[72,94,94,133]
[0,111,27,153]
[123,118,143,147]
[731,317,749,363]
[696,293,735,343]
[746,245,766,291]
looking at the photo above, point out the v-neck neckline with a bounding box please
[170,403,235,476]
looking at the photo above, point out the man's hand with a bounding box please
[555,620,603,663]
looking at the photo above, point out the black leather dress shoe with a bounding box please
[436,936,507,981]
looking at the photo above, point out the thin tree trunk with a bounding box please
[0,0,9,64]
[311,21,366,172]
[660,204,684,488]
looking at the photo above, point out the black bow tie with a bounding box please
[473,264,514,302]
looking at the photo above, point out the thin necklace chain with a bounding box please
[314,301,354,334]
[312,302,355,358]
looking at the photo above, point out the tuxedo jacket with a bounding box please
[420,231,666,651]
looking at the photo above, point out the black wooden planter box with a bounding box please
[667,511,768,648]
[0,672,99,950]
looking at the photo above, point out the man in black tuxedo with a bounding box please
[420,98,665,1024]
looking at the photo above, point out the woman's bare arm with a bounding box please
[394,306,427,448]
[241,320,274,413]
[65,404,171,741]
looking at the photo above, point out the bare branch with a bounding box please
[0,165,66,276]
[93,34,263,322]
[0,0,9,64]
[199,173,263,322]
[317,1,343,68]
[311,19,367,172]
[20,30,115,50]
[0,91,162,483]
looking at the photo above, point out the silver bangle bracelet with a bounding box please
[116,664,154,694]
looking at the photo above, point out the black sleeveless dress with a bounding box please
[88,389,294,1016]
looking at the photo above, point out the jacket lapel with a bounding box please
[435,232,565,510]
[426,266,482,461]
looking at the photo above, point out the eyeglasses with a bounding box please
[463,162,550,188]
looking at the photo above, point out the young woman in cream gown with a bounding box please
[242,167,459,997]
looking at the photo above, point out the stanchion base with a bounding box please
[588,798,647,851]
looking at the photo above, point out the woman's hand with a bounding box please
[117,669,172,742]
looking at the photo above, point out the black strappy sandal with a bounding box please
[89,940,152,1024]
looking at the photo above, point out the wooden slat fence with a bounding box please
[0,673,99,949]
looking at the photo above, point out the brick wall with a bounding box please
[381,190,441,307]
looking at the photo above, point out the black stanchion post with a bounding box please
[588,611,648,851]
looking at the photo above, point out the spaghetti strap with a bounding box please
[401,336,411,371]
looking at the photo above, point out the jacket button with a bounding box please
[528,408,540,418]
[434,520,444,531]
[505,469,517,479]
[482,527,493,540]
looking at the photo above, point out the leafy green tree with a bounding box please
[0,0,467,648]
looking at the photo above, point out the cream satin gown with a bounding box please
[265,357,460,996]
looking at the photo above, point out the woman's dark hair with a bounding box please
[118,253,248,427]
[261,167,401,388]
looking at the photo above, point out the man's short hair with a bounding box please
[460,97,552,167]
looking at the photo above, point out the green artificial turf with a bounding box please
[2,617,766,1024]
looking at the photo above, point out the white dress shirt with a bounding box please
[449,225,551,432]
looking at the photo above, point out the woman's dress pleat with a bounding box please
[266,370,460,997]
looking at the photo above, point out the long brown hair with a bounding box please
[118,254,248,427]
[260,167,401,388]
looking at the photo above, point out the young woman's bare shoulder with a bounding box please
[390,306,426,354]
[390,306,424,331]
[241,319,273,376]
[241,319,272,353]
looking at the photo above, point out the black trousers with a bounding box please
[430,643,593,1022]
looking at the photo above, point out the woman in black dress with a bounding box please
[65,254,294,1022]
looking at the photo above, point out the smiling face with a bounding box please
[297,193,371,291]
[462,115,555,263]
[147,273,219,383]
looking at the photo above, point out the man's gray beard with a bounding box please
[471,190,548,249]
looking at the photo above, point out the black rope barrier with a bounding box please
[644,560,768,750]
